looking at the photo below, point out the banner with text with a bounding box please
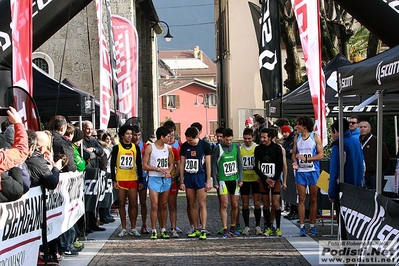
[111,15,139,118]
[0,172,85,265]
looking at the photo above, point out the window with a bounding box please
[162,95,180,109]
[32,52,55,77]
[33,58,49,73]
[207,93,217,107]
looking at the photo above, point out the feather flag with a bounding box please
[291,0,327,146]
[96,0,112,130]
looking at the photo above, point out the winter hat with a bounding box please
[72,129,84,143]
[245,118,252,125]
[281,125,292,134]
[4,124,14,146]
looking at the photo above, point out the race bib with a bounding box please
[119,155,133,170]
[223,161,237,176]
[261,163,275,177]
[156,157,168,169]
[298,153,314,168]
[185,159,199,173]
[242,155,254,170]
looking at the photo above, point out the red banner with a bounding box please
[111,15,139,118]
[292,0,327,146]
[96,0,112,130]
[11,0,39,130]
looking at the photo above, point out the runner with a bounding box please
[110,124,143,237]
[180,127,212,240]
[253,128,283,237]
[142,126,175,239]
[291,116,324,236]
[212,128,243,238]
[239,128,262,235]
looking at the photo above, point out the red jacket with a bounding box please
[0,123,29,174]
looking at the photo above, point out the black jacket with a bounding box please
[52,131,77,172]
[25,149,60,190]
[0,167,24,203]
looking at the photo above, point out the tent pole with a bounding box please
[376,92,383,194]
[395,116,398,155]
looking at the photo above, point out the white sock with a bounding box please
[300,224,305,229]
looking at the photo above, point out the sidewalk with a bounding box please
[60,191,340,266]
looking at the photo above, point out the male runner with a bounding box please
[111,124,143,237]
[142,126,175,239]
[253,128,283,237]
[212,128,243,237]
[291,116,323,236]
[240,128,262,235]
[180,127,212,240]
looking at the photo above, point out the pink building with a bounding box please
[159,78,217,142]
[158,47,218,141]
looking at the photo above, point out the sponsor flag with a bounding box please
[249,0,282,101]
[111,15,139,118]
[96,0,112,130]
[291,0,327,146]
[11,0,39,130]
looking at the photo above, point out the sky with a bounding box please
[152,0,216,60]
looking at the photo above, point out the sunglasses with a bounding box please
[349,122,357,125]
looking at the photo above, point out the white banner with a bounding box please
[0,172,84,265]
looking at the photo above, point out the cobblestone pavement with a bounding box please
[86,191,338,265]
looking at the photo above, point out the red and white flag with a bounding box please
[111,15,139,118]
[292,0,327,146]
[96,0,112,130]
[11,0,39,130]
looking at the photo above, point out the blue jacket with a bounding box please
[350,127,360,138]
[328,129,364,199]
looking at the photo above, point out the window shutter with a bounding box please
[162,96,167,109]
[175,95,180,109]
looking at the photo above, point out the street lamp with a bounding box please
[158,20,173,42]
[194,93,209,137]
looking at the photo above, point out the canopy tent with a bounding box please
[33,65,123,128]
[338,45,399,96]
[267,53,399,117]
[337,45,399,194]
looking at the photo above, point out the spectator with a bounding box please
[359,120,390,190]
[0,166,24,203]
[0,107,29,175]
[348,115,360,137]
[328,119,364,240]
[51,116,77,172]
[254,116,266,144]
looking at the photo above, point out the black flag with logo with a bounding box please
[248,0,282,101]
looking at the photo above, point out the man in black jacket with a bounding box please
[52,115,77,172]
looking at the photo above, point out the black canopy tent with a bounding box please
[337,45,399,194]
[267,53,399,118]
[33,66,123,128]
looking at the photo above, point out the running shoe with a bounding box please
[118,228,128,237]
[150,231,158,239]
[275,228,283,237]
[299,227,307,237]
[229,227,240,236]
[175,226,183,233]
[129,228,141,237]
[186,225,195,235]
[310,227,320,236]
[62,249,79,256]
[222,228,231,238]
[199,231,207,240]
[141,225,150,234]
[161,231,170,239]
[263,227,273,236]
[270,226,276,236]
[242,226,251,235]
[218,227,225,235]
[255,226,263,235]
[73,240,84,249]
[236,224,243,233]
[187,230,201,238]
[171,229,179,238]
